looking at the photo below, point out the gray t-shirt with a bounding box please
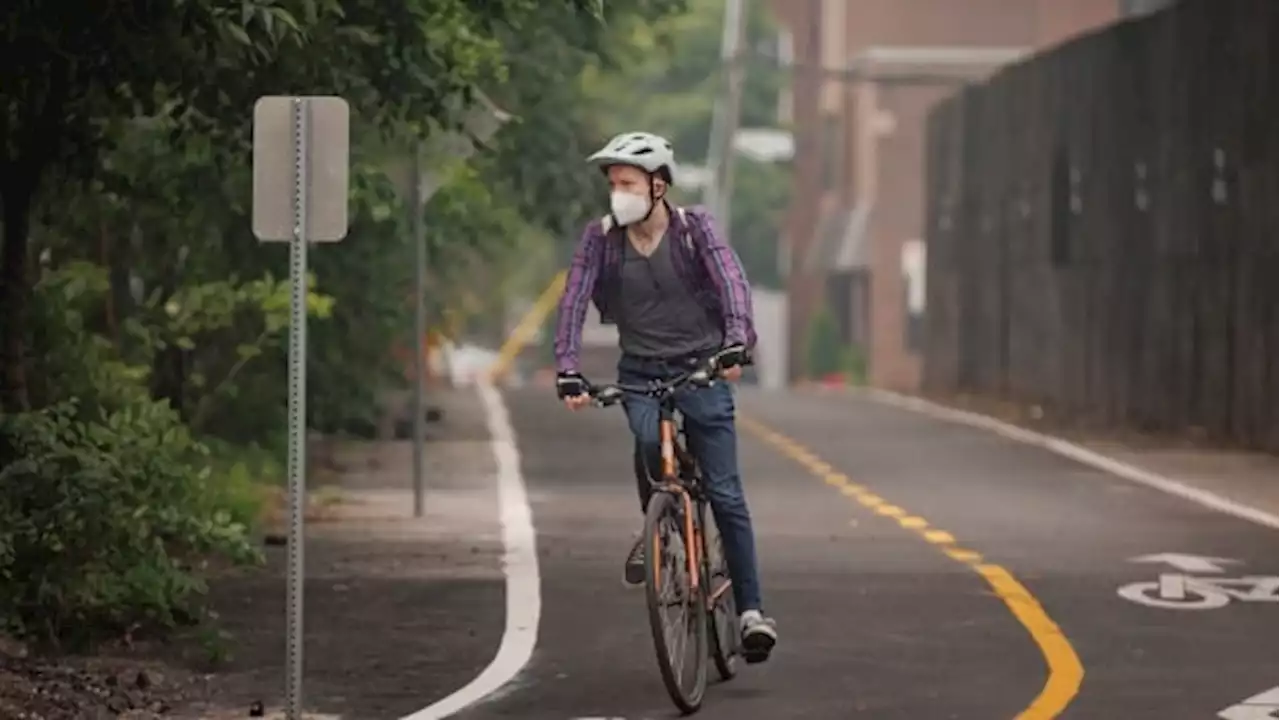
[615,229,724,359]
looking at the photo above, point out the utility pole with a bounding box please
[702,0,749,229]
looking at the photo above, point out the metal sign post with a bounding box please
[410,146,426,518]
[381,94,510,520]
[252,95,350,720]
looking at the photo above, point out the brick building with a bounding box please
[771,0,1119,389]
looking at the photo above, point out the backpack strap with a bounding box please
[675,206,695,252]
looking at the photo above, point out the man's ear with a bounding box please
[650,176,668,200]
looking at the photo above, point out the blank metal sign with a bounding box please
[252,95,350,242]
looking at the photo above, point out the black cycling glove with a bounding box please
[555,371,588,399]
[713,344,752,370]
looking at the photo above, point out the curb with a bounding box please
[816,385,1279,530]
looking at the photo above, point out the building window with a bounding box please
[901,240,926,353]
[776,28,794,66]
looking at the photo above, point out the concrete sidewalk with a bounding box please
[1076,440,1276,517]
[174,386,506,720]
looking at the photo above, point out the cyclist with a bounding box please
[552,131,778,664]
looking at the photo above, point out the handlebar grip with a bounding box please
[592,385,624,406]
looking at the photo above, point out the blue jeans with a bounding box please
[617,353,764,613]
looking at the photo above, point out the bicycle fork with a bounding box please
[682,492,701,593]
[659,415,702,594]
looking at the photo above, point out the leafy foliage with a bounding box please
[806,307,844,378]
[0,401,261,646]
[804,307,865,382]
[723,157,791,289]
[480,0,688,243]
[0,0,684,646]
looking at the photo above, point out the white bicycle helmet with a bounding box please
[586,131,678,184]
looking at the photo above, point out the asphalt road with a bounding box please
[440,386,1277,720]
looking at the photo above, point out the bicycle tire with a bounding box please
[644,490,709,714]
[700,503,738,681]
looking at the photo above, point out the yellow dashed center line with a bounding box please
[943,547,985,564]
[924,529,956,544]
[741,417,1084,720]
[856,494,883,508]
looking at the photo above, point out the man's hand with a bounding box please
[713,344,750,382]
[556,371,592,410]
[563,394,593,411]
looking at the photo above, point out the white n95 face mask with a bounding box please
[610,191,651,227]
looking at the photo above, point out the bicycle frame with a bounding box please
[655,396,703,596]
[588,360,741,611]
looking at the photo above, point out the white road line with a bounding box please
[403,381,542,719]
[860,388,1279,530]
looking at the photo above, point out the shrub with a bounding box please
[0,400,262,647]
[806,307,844,378]
[839,344,868,385]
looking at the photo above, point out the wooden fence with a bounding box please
[922,0,1276,451]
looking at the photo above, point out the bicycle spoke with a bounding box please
[654,514,702,692]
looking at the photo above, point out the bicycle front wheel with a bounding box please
[644,490,709,714]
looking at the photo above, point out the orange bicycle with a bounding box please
[589,361,740,714]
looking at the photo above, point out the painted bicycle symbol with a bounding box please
[1116,553,1279,611]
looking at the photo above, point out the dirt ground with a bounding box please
[1,388,506,720]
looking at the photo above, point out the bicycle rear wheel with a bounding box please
[701,503,738,681]
[643,490,709,714]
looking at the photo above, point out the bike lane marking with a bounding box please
[1218,686,1280,720]
[403,381,542,720]
[739,416,1085,720]
[1116,553,1279,611]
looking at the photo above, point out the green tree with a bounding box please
[480,0,687,245]
[0,0,609,412]
[0,0,689,646]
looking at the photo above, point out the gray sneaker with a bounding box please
[622,536,646,587]
[739,609,777,664]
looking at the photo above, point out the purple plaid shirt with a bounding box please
[553,204,756,374]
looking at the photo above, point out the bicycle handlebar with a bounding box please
[588,365,716,407]
[558,347,751,405]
